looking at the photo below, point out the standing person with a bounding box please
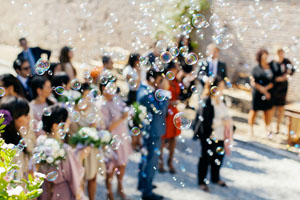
[38,106,85,200]
[17,37,51,75]
[137,70,169,200]
[30,76,55,137]
[0,96,35,177]
[159,61,181,174]
[13,58,33,101]
[203,43,227,80]
[194,77,232,192]
[100,81,132,200]
[123,53,141,105]
[271,48,294,134]
[59,46,77,80]
[0,74,25,98]
[248,49,274,137]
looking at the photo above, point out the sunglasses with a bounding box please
[22,66,31,71]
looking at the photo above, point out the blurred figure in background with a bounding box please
[13,58,33,101]
[271,47,294,134]
[59,46,77,80]
[249,49,274,137]
[17,37,51,75]
[0,74,25,98]
[205,43,227,80]
[159,61,181,174]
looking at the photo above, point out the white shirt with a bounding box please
[209,59,218,77]
[17,75,29,89]
[211,98,230,140]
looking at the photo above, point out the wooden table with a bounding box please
[285,103,300,145]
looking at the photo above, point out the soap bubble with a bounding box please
[216,146,225,155]
[47,171,58,181]
[192,14,207,28]
[0,87,6,97]
[179,46,189,57]
[70,111,80,122]
[105,82,117,95]
[166,71,175,80]
[185,53,198,65]
[30,119,43,132]
[54,86,65,95]
[160,51,172,63]
[71,79,81,90]
[169,47,179,57]
[180,23,192,35]
[43,107,52,116]
[131,127,141,136]
[155,89,166,101]
[156,40,168,53]
[173,112,192,130]
[210,86,220,96]
[77,99,88,110]
[19,126,27,135]
[110,135,121,150]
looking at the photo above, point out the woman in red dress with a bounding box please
[159,61,181,174]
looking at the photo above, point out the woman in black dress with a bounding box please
[271,48,294,134]
[248,49,274,137]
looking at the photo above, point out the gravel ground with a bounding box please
[94,130,300,200]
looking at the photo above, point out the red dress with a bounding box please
[163,78,181,139]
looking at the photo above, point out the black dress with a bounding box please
[252,65,275,111]
[271,58,293,106]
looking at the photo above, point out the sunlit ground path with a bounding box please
[95,130,300,200]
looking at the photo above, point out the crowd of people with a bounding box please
[0,36,294,200]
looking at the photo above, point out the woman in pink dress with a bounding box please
[37,106,85,200]
[100,82,132,200]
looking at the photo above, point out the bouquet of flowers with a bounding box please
[33,135,66,166]
[70,127,112,148]
[130,102,149,127]
[58,90,82,104]
[0,115,45,199]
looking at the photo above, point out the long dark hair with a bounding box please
[42,106,68,133]
[50,73,70,99]
[0,96,29,145]
[31,76,54,106]
[0,74,25,98]
[127,53,140,68]
[59,46,77,76]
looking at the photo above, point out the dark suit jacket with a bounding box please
[206,61,227,80]
[17,76,33,101]
[17,47,51,62]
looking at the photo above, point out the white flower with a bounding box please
[34,172,46,179]
[99,130,111,143]
[7,186,23,196]
[2,143,15,149]
[36,135,47,145]
[54,160,61,165]
[46,156,54,164]
[138,113,145,121]
[58,149,65,157]
[0,167,5,174]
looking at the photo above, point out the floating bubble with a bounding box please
[212,33,232,49]
[168,42,178,49]
[216,146,225,155]
[70,111,80,122]
[128,78,138,90]
[181,14,189,23]
[160,51,172,64]
[19,138,27,147]
[48,70,53,75]
[110,135,121,150]
[77,99,87,110]
[173,112,192,130]
[155,89,166,101]
[139,56,147,65]
[210,86,219,96]
[43,107,52,116]
[185,53,198,65]
[156,40,168,53]
[0,87,6,97]
[169,47,179,57]
[131,127,140,136]
[179,46,189,57]
[105,82,117,95]
[47,171,58,181]
[180,23,192,35]
[192,14,207,28]
[71,79,81,90]
[87,113,97,124]
[35,67,46,75]
[214,159,221,166]
[13,144,24,156]
[196,29,204,40]
[54,86,65,95]
[35,58,50,71]
[166,71,175,80]
[19,126,27,135]
[191,85,198,93]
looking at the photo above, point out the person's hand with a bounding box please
[265,92,271,100]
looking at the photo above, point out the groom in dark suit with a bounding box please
[17,38,51,75]
[205,43,227,80]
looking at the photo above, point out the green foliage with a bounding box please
[0,117,44,200]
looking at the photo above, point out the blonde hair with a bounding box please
[206,43,219,56]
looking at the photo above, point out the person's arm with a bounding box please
[107,112,128,132]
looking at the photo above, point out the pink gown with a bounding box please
[38,144,84,200]
[101,97,132,172]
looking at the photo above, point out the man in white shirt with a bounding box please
[206,43,227,79]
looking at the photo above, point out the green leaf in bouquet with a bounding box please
[0,117,5,125]
[0,124,6,130]
[25,189,43,199]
